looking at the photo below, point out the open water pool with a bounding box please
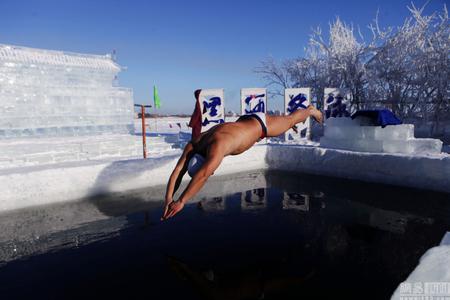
[0,170,449,299]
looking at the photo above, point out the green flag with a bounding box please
[153,85,161,109]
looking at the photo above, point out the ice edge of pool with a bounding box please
[390,231,450,300]
[0,143,449,213]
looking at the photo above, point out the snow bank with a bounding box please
[391,232,450,300]
[267,144,450,193]
[2,142,449,213]
[0,145,267,211]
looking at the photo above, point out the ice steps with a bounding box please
[320,137,442,154]
[0,135,138,169]
[321,117,443,155]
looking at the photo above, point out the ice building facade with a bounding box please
[0,44,137,169]
[0,44,133,137]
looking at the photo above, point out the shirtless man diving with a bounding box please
[162,105,323,220]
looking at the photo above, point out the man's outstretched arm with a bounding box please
[163,142,193,219]
[162,143,224,220]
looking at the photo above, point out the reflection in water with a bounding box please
[0,170,449,299]
[0,171,264,265]
[0,201,127,264]
[241,188,266,210]
[283,192,310,211]
[168,255,315,300]
[199,196,226,211]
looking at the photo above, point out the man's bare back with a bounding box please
[162,105,323,220]
[191,117,263,157]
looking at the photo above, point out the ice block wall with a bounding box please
[320,117,443,155]
[0,44,134,138]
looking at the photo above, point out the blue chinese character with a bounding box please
[203,97,221,117]
[202,117,224,127]
[326,94,335,104]
[244,94,265,113]
[287,93,308,113]
[325,93,350,118]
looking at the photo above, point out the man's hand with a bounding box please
[161,200,185,220]
[161,197,173,221]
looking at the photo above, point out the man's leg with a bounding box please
[265,106,322,137]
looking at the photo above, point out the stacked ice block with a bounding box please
[0,44,137,168]
[0,44,134,138]
[320,117,443,155]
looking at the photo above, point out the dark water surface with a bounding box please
[0,170,449,300]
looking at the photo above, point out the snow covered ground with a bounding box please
[0,116,449,213]
[0,145,267,211]
[391,232,450,300]
[1,136,449,212]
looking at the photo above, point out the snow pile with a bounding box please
[267,144,450,193]
[320,117,443,155]
[391,232,450,300]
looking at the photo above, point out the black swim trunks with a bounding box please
[236,112,267,139]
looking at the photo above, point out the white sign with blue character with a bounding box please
[240,88,267,115]
[323,88,351,120]
[284,88,311,140]
[199,89,225,132]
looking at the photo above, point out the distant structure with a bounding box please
[226,110,238,117]
[267,110,281,116]
[0,44,137,169]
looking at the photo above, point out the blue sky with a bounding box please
[0,0,446,114]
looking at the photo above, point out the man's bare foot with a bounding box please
[308,105,323,124]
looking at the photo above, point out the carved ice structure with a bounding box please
[0,44,134,137]
[320,117,443,155]
[0,44,137,168]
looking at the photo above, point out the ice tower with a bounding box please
[0,44,137,168]
[0,44,134,137]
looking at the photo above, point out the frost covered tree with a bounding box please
[257,3,449,136]
[309,18,372,111]
[257,17,375,111]
[366,3,450,130]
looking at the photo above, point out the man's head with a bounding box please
[188,153,205,177]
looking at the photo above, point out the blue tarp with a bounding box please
[351,109,402,128]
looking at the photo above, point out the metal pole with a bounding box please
[134,104,152,159]
[141,105,147,159]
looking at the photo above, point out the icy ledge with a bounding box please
[0,144,449,212]
[267,144,450,193]
[391,232,450,300]
[0,145,268,212]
